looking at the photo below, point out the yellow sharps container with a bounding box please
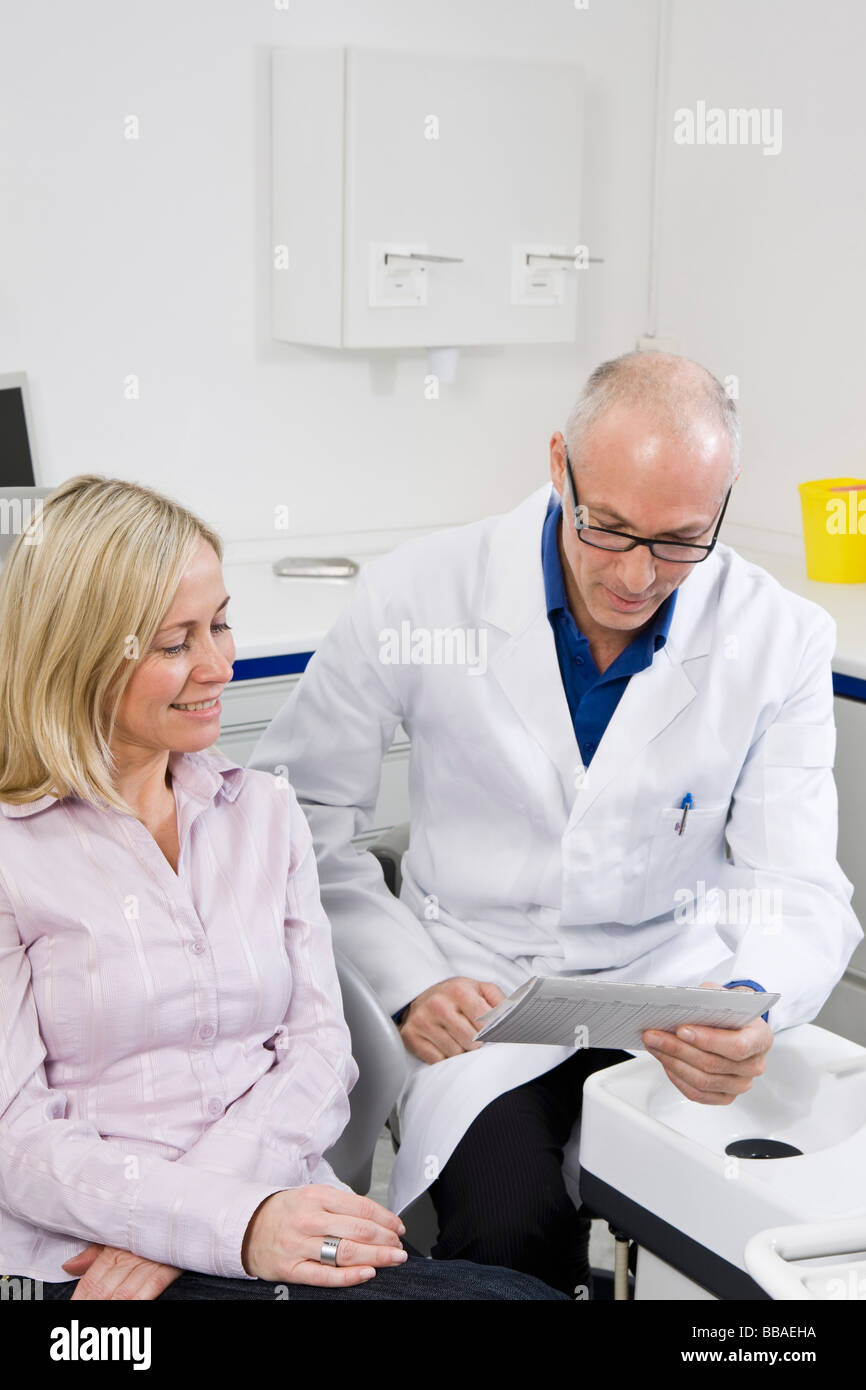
[797,477,866,582]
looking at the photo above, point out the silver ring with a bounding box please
[320,1236,341,1266]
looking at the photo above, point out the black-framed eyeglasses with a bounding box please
[563,446,732,564]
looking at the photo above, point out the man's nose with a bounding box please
[615,544,657,594]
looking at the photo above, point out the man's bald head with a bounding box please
[564,351,739,481]
[550,350,740,646]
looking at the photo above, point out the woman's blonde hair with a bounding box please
[0,474,223,814]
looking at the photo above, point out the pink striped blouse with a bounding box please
[0,748,358,1282]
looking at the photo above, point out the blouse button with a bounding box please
[190,940,206,955]
[200,1024,215,1040]
[207,1097,223,1116]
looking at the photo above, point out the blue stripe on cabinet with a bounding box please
[231,654,866,698]
[231,652,314,681]
[833,672,866,702]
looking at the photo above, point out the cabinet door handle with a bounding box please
[525,252,605,266]
[383,251,464,264]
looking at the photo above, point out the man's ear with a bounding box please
[549,432,566,494]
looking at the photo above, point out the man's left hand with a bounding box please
[62,1243,182,1300]
[641,982,773,1105]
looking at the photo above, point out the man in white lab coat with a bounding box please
[250,352,861,1296]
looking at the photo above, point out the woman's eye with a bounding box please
[162,622,231,656]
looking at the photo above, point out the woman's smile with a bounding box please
[168,695,222,718]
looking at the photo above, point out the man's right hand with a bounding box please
[398,977,506,1063]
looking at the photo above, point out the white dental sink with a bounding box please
[576,1024,866,1299]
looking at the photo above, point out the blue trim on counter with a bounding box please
[232,657,866,697]
[230,655,866,698]
[833,672,866,702]
[231,652,314,681]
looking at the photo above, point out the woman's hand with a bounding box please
[62,1243,182,1300]
[242,1184,409,1285]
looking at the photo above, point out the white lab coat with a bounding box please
[249,482,862,1217]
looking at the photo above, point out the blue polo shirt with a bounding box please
[541,491,676,765]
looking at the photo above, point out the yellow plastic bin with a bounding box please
[798,477,866,582]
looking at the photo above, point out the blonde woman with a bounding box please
[0,475,566,1302]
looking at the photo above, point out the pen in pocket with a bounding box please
[675,792,693,835]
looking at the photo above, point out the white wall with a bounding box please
[0,0,659,545]
[656,0,866,551]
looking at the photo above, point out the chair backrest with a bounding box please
[324,948,409,1194]
[368,823,411,898]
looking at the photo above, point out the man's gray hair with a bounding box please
[564,351,740,478]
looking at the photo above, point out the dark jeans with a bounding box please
[38,1242,567,1301]
[429,1047,633,1296]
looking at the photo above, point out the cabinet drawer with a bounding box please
[220,675,300,727]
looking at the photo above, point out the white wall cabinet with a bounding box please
[272,45,584,349]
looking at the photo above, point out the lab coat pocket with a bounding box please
[641,802,731,923]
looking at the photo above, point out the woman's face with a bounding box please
[112,538,235,763]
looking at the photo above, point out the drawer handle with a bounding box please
[272,556,359,579]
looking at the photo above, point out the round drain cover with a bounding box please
[724,1137,803,1159]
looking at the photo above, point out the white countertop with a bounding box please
[734,544,866,683]
[224,534,866,683]
[225,561,367,663]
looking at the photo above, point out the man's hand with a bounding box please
[641,982,773,1105]
[399,976,506,1063]
[62,1243,182,1300]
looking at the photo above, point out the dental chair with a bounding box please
[321,824,447,1247]
[325,946,408,1196]
[366,824,441,1253]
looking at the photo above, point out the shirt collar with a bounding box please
[0,747,246,819]
[541,490,678,659]
[167,748,246,805]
